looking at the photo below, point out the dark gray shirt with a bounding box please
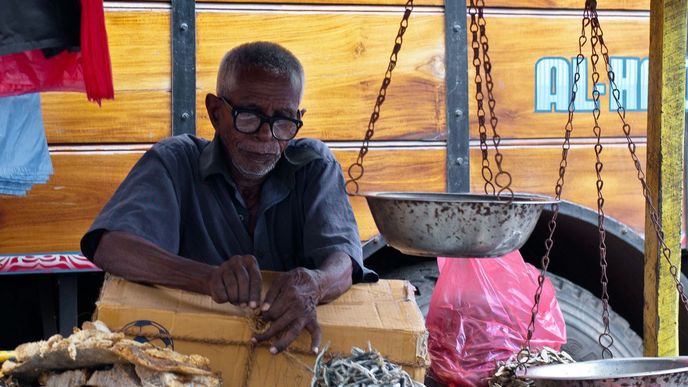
[81,134,376,283]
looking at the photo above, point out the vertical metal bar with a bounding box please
[58,273,78,337]
[39,277,58,338]
[644,0,687,357]
[172,0,196,136]
[444,0,470,193]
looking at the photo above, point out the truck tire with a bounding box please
[549,274,643,360]
[376,260,643,361]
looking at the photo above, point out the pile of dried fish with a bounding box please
[0,321,221,387]
[311,344,424,387]
[489,347,575,387]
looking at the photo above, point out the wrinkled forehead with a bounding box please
[218,64,304,100]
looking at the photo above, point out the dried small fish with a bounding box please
[488,347,575,387]
[311,344,424,387]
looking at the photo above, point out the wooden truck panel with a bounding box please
[0,0,655,256]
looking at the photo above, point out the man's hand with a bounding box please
[208,255,262,308]
[252,267,322,355]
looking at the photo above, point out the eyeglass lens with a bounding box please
[235,111,298,140]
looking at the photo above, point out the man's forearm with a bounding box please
[312,252,353,304]
[94,230,214,295]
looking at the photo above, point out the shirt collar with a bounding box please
[199,135,321,189]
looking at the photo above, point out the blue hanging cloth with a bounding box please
[0,93,53,196]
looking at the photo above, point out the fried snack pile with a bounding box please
[0,321,221,387]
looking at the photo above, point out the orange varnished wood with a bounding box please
[0,148,445,253]
[43,92,170,144]
[471,142,648,233]
[195,11,446,141]
[43,8,653,144]
[193,0,647,10]
[196,0,443,5]
[0,152,141,254]
[467,15,650,139]
[43,10,171,144]
[478,0,648,10]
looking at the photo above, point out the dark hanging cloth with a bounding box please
[0,0,114,104]
[0,0,81,57]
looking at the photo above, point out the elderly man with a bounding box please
[81,41,376,355]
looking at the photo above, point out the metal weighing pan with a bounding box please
[517,357,688,386]
[362,192,557,258]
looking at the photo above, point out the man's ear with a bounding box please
[205,93,223,131]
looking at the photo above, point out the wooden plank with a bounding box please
[472,143,648,234]
[194,0,647,9]
[467,14,651,140]
[481,0,648,9]
[43,10,170,144]
[196,0,443,5]
[195,11,446,141]
[0,152,141,254]
[643,0,687,358]
[0,148,445,254]
[43,92,170,144]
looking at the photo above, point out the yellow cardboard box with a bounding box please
[95,273,429,386]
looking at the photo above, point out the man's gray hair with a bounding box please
[216,41,304,97]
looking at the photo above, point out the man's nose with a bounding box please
[254,121,274,142]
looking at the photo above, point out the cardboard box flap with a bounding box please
[97,274,426,333]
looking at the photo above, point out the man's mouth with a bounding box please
[242,150,279,159]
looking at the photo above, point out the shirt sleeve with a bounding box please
[80,148,181,260]
[300,157,378,283]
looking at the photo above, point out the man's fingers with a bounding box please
[234,265,250,306]
[262,288,292,321]
[262,275,286,312]
[210,274,229,303]
[246,257,262,309]
[253,314,294,343]
[270,323,305,354]
[305,320,322,354]
[221,268,239,305]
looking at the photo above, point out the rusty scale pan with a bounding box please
[362,192,557,257]
[516,357,688,387]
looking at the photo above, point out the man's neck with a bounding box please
[232,170,265,193]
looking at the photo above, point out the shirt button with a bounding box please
[238,215,244,221]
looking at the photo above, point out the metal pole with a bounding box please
[171,0,196,136]
[445,0,470,193]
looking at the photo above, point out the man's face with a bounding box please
[210,67,302,180]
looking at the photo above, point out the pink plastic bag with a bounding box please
[426,250,567,387]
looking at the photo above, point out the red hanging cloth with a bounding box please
[0,0,114,104]
[80,0,114,104]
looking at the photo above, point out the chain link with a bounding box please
[345,1,414,194]
[523,0,688,363]
[475,0,513,199]
[468,0,495,195]
[519,7,591,366]
[468,0,514,198]
[588,5,614,357]
[587,1,688,313]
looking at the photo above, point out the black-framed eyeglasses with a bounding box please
[220,97,303,141]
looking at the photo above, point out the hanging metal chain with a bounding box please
[587,2,688,313]
[468,0,495,195]
[518,8,591,366]
[587,4,614,358]
[345,0,414,195]
[476,0,513,198]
